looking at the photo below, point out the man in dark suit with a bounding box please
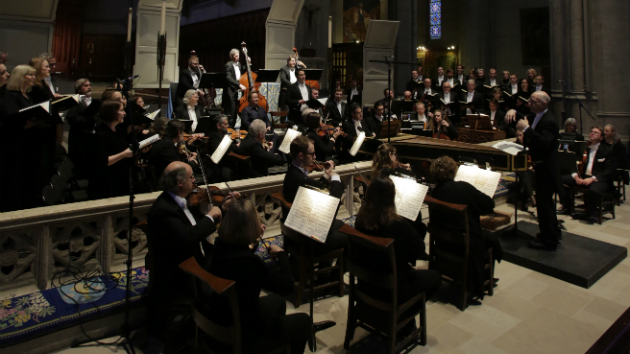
[366,100,385,133]
[509,92,562,250]
[148,120,201,177]
[174,89,205,134]
[559,126,617,223]
[175,54,206,109]
[240,91,270,131]
[406,70,423,94]
[418,77,438,106]
[438,81,460,124]
[205,115,245,182]
[279,56,297,110]
[237,119,284,177]
[222,48,247,125]
[455,65,468,91]
[346,79,362,104]
[145,161,224,336]
[324,88,346,125]
[533,75,551,96]
[433,66,446,92]
[287,69,311,127]
[486,99,508,132]
[282,135,346,251]
[474,68,487,94]
[460,80,485,116]
[339,103,374,162]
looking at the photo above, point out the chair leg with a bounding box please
[338,254,345,298]
[487,252,494,297]
[598,198,603,225]
[343,275,356,349]
[420,294,427,345]
[294,251,308,308]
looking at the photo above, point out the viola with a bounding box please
[227,128,248,140]
[432,131,451,141]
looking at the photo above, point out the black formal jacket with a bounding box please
[279,65,295,90]
[519,110,562,190]
[287,82,312,125]
[582,143,616,182]
[437,91,460,117]
[346,86,362,104]
[366,114,385,134]
[86,123,131,200]
[240,104,269,131]
[485,109,507,129]
[459,91,486,113]
[237,134,284,177]
[338,118,373,161]
[281,164,344,220]
[66,99,100,173]
[305,129,335,161]
[148,137,197,177]
[147,191,217,305]
[174,104,205,133]
[175,68,198,107]
[324,99,346,125]
[406,78,422,93]
[222,60,245,104]
[433,76,446,92]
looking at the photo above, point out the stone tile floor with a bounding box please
[53,202,630,354]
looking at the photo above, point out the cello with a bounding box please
[237,42,268,114]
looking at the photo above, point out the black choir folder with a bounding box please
[51,94,80,111]
[17,100,51,123]
[284,186,340,243]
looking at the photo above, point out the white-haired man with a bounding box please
[174,89,205,133]
[223,48,248,125]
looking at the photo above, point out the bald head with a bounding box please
[162,162,194,196]
[529,91,550,113]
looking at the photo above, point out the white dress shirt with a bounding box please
[233,62,241,81]
[490,79,497,86]
[511,83,518,94]
[490,110,496,123]
[190,69,199,89]
[424,88,431,94]
[187,105,198,132]
[353,119,364,136]
[466,92,474,103]
[289,69,297,84]
[45,76,56,95]
[447,78,454,86]
[298,83,309,111]
[458,74,464,83]
[437,75,444,85]
[336,100,343,115]
[350,87,359,100]
[80,95,92,107]
[535,85,543,92]
[167,191,214,256]
[585,143,599,177]
[443,93,451,104]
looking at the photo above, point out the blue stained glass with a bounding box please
[430,0,441,39]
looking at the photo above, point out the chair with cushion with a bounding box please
[425,195,494,311]
[272,191,345,308]
[340,224,427,354]
[179,257,290,354]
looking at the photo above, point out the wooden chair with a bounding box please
[339,224,427,354]
[270,111,289,129]
[424,195,494,311]
[271,191,345,308]
[179,257,290,354]
[615,169,627,205]
[568,186,616,224]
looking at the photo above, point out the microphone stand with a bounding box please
[560,80,595,134]
[157,31,167,115]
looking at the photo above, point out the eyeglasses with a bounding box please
[304,152,315,156]
[187,175,195,181]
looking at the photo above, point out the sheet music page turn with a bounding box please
[454,165,502,198]
[349,131,366,156]
[210,135,233,164]
[278,129,302,154]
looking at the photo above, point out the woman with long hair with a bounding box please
[210,198,312,354]
[370,143,412,180]
[427,109,457,140]
[515,78,532,115]
[87,100,134,200]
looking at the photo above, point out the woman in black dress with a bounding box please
[515,78,532,115]
[87,100,134,200]
[354,174,441,312]
[0,65,45,211]
[209,199,312,354]
[427,109,457,140]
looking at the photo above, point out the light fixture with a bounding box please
[356,40,359,44]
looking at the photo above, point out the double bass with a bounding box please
[237,42,268,114]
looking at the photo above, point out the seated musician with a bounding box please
[515,129,536,210]
[304,111,342,162]
[347,79,362,104]
[209,198,312,354]
[354,172,440,312]
[145,161,224,338]
[560,118,585,154]
[310,87,324,116]
[174,53,205,109]
[515,78,532,115]
[486,99,507,132]
[287,69,311,128]
[240,91,268,131]
[438,81,460,124]
[429,156,502,304]
[459,80,485,116]
[87,100,135,200]
[427,109,457,140]
[559,126,617,223]
[339,103,375,162]
[410,101,432,128]
[238,119,284,177]
[324,88,346,126]
[282,135,347,252]
[148,120,202,177]
[149,117,169,138]
[366,100,385,133]
[403,90,412,101]
[205,114,245,182]
[604,124,629,191]
[174,89,205,134]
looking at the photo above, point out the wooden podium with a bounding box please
[457,114,505,143]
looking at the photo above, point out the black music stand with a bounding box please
[255,69,280,127]
[199,73,227,106]
[303,69,323,89]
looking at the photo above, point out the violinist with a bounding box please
[148,120,202,177]
[206,115,245,182]
[559,126,616,224]
[145,161,225,338]
[238,119,284,177]
[427,109,457,140]
[174,89,204,133]
[287,69,311,127]
[282,135,347,252]
[223,48,247,124]
[323,88,346,126]
[304,111,341,162]
[175,53,205,108]
[279,56,298,110]
[339,103,375,162]
[366,100,385,133]
[86,100,136,200]
[371,143,412,180]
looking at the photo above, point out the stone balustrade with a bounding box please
[0,161,372,292]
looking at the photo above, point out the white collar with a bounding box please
[292,163,309,176]
[187,105,195,110]
[590,142,600,149]
[167,191,188,210]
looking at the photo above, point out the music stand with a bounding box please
[199,73,227,108]
[466,113,493,131]
[375,119,401,139]
[255,69,280,127]
[196,117,215,136]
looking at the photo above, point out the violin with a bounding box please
[227,128,248,140]
[306,160,332,172]
[182,133,209,141]
[188,184,232,207]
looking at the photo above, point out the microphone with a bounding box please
[124,75,140,81]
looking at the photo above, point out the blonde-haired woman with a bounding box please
[0,65,40,212]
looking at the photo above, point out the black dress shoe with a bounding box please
[528,240,557,251]
[586,216,598,224]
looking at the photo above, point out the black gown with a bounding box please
[87,123,131,200]
[30,82,63,192]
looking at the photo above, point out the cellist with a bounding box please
[427,109,458,140]
[223,48,248,126]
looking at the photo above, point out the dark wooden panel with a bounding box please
[79,35,128,79]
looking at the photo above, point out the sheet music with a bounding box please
[278,128,302,154]
[492,141,524,156]
[145,109,161,120]
[455,165,502,198]
[210,135,232,164]
[139,134,160,149]
[349,131,366,156]
[284,187,340,243]
[19,100,50,114]
[390,175,428,221]
[52,94,79,105]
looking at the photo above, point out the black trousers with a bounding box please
[223,93,238,125]
[534,164,562,244]
[561,174,612,216]
[246,294,312,354]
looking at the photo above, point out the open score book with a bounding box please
[454,165,502,198]
[390,175,429,221]
[284,187,340,243]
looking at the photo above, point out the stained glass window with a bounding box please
[430,0,441,40]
